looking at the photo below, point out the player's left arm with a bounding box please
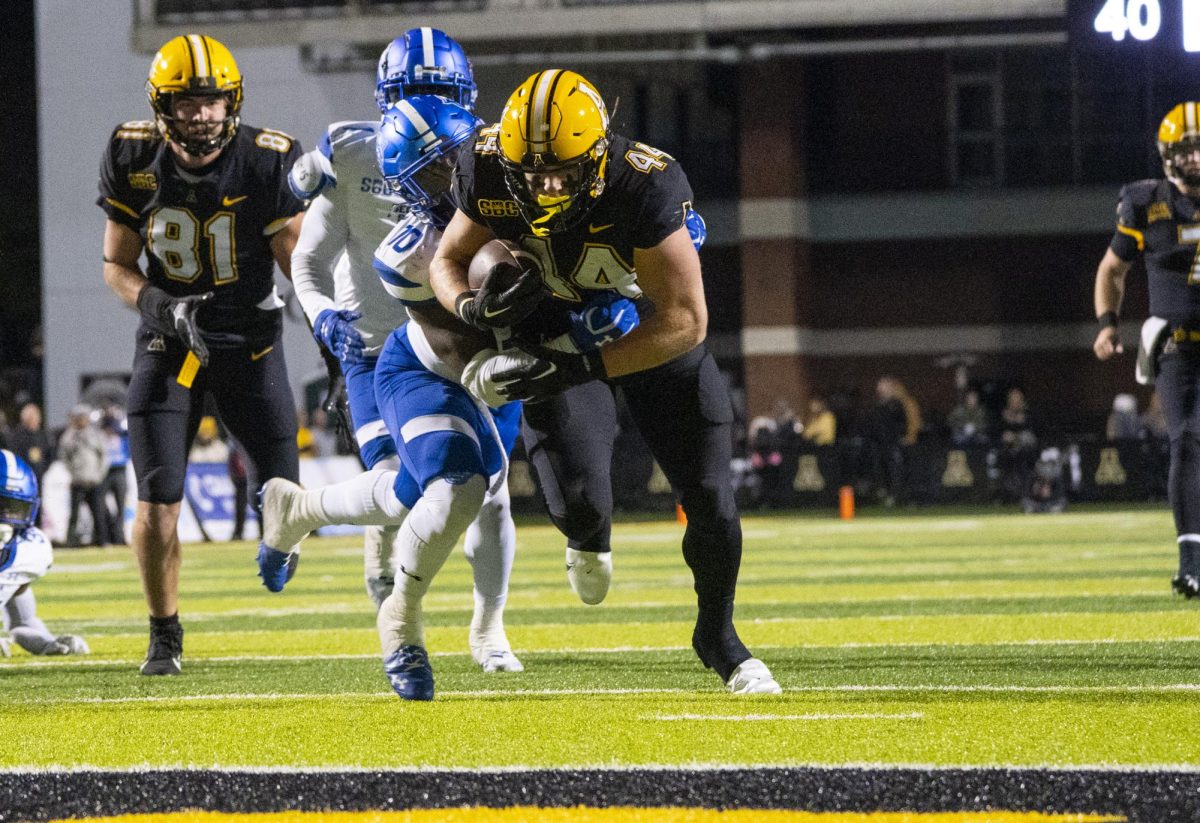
[269,212,304,281]
[594,226,705,378]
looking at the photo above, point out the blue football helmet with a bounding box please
[377,95,478,229]
[0,449,39,571]
[375,28,477,112]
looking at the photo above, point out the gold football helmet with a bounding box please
[1157,102,1200,186]
[497,69,610,235]
[146,34,243,157]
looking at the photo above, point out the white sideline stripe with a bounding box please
[12,684,1200,707]
[651,713,925,721]
[50,561,130,573]
[4,761,1200,775]
[9,635,1200,669]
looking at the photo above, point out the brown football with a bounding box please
[467,239,540,290]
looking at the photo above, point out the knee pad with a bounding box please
[420,474,487,542]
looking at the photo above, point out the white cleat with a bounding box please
[260,478,315,553]
[478,649,525,673]
[565,547,611,605]
[726,658,783,695]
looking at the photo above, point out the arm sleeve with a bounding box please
[1109,185,1145,262]
[291,191,348,325]
[632,162,693,249]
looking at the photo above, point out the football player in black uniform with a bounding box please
[429,69,780,693]
[1094,101,1200,599]
[98,35,307,674]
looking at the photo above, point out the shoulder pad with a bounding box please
[114,120,158,141]
[251,127,298,155]
[321,121,378,162]
[1118,179,1161,207]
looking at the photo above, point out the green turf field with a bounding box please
[3,506,1200,772]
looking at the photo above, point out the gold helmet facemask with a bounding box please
[146,34,243,157]
[497,69,611,236]
[1158,102,1200,188]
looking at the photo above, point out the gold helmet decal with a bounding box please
[146,34,243,156]
[497,70,611,235]
[1157,102,1200,186]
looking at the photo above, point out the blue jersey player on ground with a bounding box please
[0,450,89,659]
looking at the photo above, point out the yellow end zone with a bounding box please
[53,808,1127,822]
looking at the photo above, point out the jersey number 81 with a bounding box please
[146,206,238,285]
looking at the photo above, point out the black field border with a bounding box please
[2,766,1199,822]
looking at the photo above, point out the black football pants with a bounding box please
[521,343,751,678]
[126,327,300,505]
[1156,343,1200,574]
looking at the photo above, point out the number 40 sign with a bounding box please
[1093,0,1200,50]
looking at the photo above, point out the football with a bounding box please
[467,238,540,291]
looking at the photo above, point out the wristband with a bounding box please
[1097,311,1119,329]
[455,293,475,323]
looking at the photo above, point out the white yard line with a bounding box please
[9,684,1200,707]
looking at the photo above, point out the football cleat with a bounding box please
[140,622,183,676]
[1172,574,1200,599]
[258,478,315,554]
[383,644,435,700]
[565,547,611,605]
[257,544,299,593]
[725,658,783,695]
[478,650,524,673]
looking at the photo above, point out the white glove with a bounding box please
[52,635,90,655]
[461,347,538,408]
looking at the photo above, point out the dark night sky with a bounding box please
[0,0,39,369]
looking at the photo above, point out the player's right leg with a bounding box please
[619,345,781,694]
[1158,349,1200,598]
[373,327,500,699]
[343,357,405,610]
[520,381,617,604]
[125,328,203,675]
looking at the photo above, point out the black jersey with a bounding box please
[1110,178,1200,323]
[98,121,306,347]
[452,130,694,307]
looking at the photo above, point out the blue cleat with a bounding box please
[257,543,298,593]
[383,644,435,700]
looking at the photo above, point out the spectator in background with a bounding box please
[296,409,317,460]
[0,409,10,449]
[6,403,53,492]
[800,395,836,446]
[99,405,130,546]
[998,387,1039,501]
[1142,391,1169,443]
[1106,393,1141,441]
[189,416,230,465]
[228,438,252,541]
[58,404,110,547]
[865,377,922,504]
[309,406,338,458]
[948,388,990,446]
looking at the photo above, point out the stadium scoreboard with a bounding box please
[1069,0,1200,52]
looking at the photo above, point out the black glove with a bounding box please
[493,344,606,403]
[320,353,357,456]
[137,285,214,366]
[456,265,547,330]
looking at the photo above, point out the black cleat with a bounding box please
[141,621,183,675]
[1172,574,1200,600]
